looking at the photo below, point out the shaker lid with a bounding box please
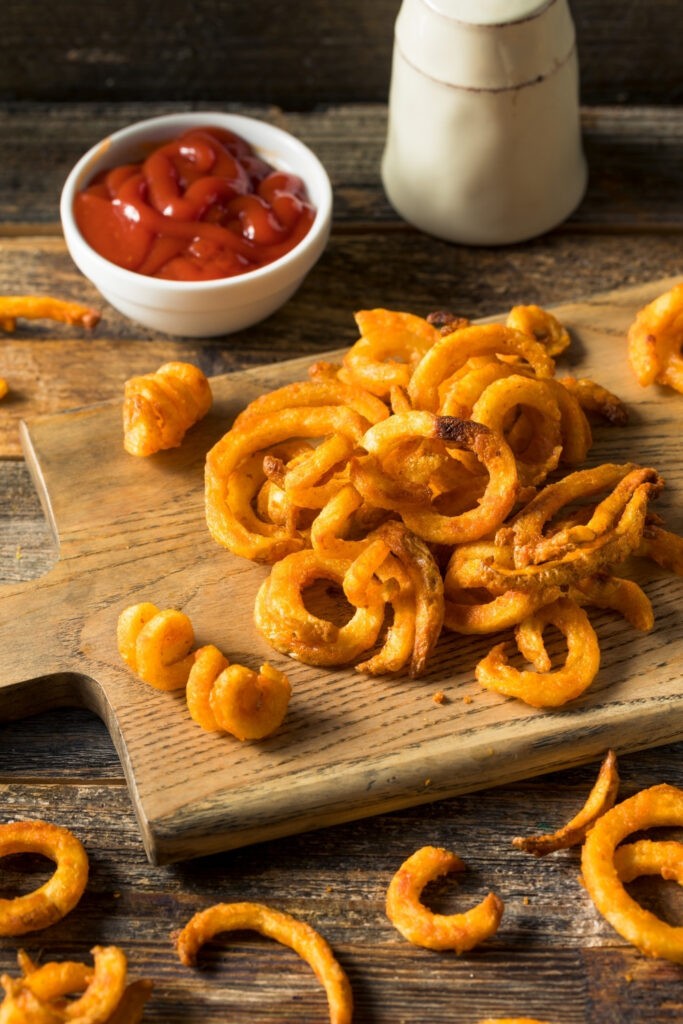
[426,0,554,26]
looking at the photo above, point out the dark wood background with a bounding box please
[1,1,682,1021]
[2,0,682,107]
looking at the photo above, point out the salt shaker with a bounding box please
[381,0,588,245]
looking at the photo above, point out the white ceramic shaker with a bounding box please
[381,0,588,245]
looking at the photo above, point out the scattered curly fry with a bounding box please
[123,361,212,456]
[117,602,195,691]
[0,295,100,332]
[581,783,683,962]
[2,947,152,1024]
[187,645,291,740]
[174,901,353,1024]
[0,820,88,936]
[627,281,683,392]
[385,845,504,954]
[513,750,620,856]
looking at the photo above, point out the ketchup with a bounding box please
[74,126,316,281]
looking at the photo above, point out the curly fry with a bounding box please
[509,464,662,569]
[408,323,555,412]
[0,975,62,1023]
[513,750,619,856]
[254,549,386,666]
[506,303,571,357]
[206,405,370,560]
[341,308,440,397]
[0,295,100,332]
[123,361,212,456]
[174,901,353,1024]
[558,376,629,426]
[614,839,683,885]
[117,603,195,691]
[187,646,291,740]
[349,520,445,676]
[7,949,151,1024]
[581,783,683,962]
[361,412,519,546]
[627,281,683,391]
[0,379,8,401]
[385,845,504,953]
[475,597,601,708]
[0,820,88,936]
[570,574,654,632]
[637,522,683,576]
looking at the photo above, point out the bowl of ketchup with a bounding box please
[60,112,333,337]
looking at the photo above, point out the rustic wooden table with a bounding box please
[1,98,682,1023]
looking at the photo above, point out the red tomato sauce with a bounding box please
[74,126,316,281]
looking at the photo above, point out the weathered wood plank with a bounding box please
[0,104,683,228]
[0,744,681,1021]
[1,231,682,458]
[2,276,683,866]
[0,1,680,107]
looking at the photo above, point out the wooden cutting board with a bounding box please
[2,276,683,865]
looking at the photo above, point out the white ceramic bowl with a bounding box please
[60,112,333,337]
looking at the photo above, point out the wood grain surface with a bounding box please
[1,275,682,865]
[2,86,683,1022]
[1,1,680,107]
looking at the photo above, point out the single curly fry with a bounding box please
[174,901,353,1024]
[0,295,100,332]
[361,412,519,545]
[18,947,127,1024]
[408,323,555,413]
[385,846,504,953]
[209,661,292,741]
[506,303,571,356]
[0,379,8,401]
[0,821,88,937]
[232,378,389,432]
[513,750,620,856]
[637,522,683,576]
[19,958,92,1001]
[581,783,683,962]
[613,839,683,885]
[348,520,445,677]
[117,603,195,691]
[0,975,63,1024]
[254,549,386,666]
[475,597,601,708]
[470,374,563,487]
[510,464,662,569]
[186,644,230,732]
[627,281,683,391]
[123,361,212,456]
[570,574,654,632]
[558,376,629,426]
[61,946,128,1023]
[341,308,440,398]
[438,358,523,419]
[443,582,560,635]
[205,405,370,558]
